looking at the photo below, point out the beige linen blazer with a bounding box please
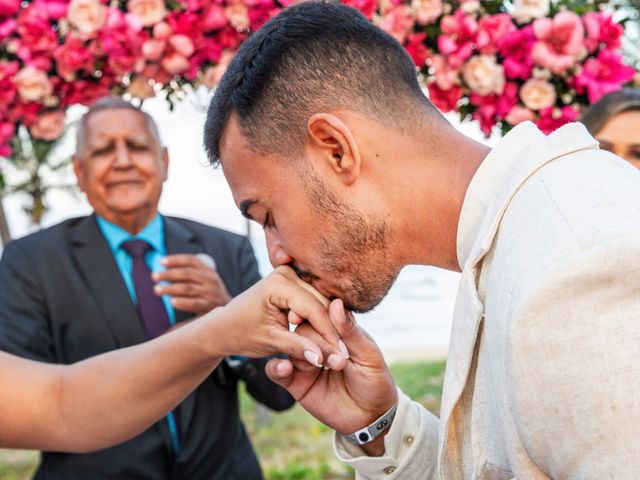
[335,122,640,479]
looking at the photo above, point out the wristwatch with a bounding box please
[344,401,398,446]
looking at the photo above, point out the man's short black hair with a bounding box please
[204,0,440,165]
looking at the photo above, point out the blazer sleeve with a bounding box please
[333,388,440,480]
[0,241,55,362]
[507,238,640,478]
[232,236,295,411]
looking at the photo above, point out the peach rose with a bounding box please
[511,0,549,24]
[461,55,505,96]
[30,110,66,141]
[153,21,173,40]
[168,35,194,58]
[161,52,189,75]
[127,0,167,27]
[505,105,535,125]
[202,51,235,89]
[67,0,106,35]
[225,3,249,31]
[142,39,165,61]
[14,66,53,102]
[519,78,556,110]
[411,0,441,25]
[128,76,155,99]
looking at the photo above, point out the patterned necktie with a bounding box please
[121,239,182,448]
[121,239,170,339]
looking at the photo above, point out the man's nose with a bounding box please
[113,142,133,168]
[266,231,293,267]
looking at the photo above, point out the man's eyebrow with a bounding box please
[239,199,257,220]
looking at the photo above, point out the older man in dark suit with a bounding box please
[0,96,293,480]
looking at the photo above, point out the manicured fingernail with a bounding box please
[154,285,162,294]
[161,258,168,265]
[276,362,288,376]
[152,272,160,281]
[338,339,349,359]
[326,353,343,370]
[303,351,322,368]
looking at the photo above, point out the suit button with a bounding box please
[383,466,396,474]
[403,434,414,446]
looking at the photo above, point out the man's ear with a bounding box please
[161,147,169,182]
[72,155,86,193]
[306,113,361,185]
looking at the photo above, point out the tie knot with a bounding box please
[121,239,153,258]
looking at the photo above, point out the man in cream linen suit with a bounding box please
[204,2,640,478]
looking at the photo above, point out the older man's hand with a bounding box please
[152,254,232,315]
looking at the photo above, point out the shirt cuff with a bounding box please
[333,387,431,479]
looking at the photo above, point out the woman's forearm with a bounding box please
[0,308,227,452]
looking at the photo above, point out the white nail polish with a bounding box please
[303,351,322,367]
[339,339,350,359]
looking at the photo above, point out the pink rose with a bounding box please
[411,0,441,26]
[438,10,477,69]
[33,0,69,20]
[462,55,505,96]
[477,14,515,55]
[511,0,549,24]
[128,76,155,99]
[519,78,556,110]
[202,4,227,31]
[127,0,167,27]
[427,83,462,113]
[153,21,173,40]
[14,66,53,102]
[532,11,585,74]
[583,12,623,53]
[470,93,498,136]
[29,110,66,141]
[168,34,195,58]
[0,18,16,40]
[0,0,20,18]
[17,5,59,53]
[342,0,377,19]
[430,54,460,90]
[225,3,250,31]
[405,33,430,67]
[498,25,535,80]
[380,5,415,44]
[54,36,94,81]
[161,52,189,75]
[505,105,536,125]
[142,39,165,60]
[0,121,15,144]
[67,0,107,35]
[536,105,579,134]
[574,49,636,104]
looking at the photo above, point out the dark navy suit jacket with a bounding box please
[0,215,293,480]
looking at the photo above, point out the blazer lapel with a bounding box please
[70,215,146,348]
[438,123,599,473]
[163,217,205,442]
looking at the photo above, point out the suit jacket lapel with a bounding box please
[70,215,146,348]
[163,216,204,442]
[438,123,599,472]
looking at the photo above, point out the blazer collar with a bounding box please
[456,122,599,271]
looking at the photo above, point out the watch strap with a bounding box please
[344,400,398,446]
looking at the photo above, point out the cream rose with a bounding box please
[461,55,505,96]
[127,0,167,27]
[226,3,249,31]
[67,0,106,35]
[411,0,442,25]
[30,111,66,141]
[511,0,549,24]
[14,66,53,102]
[519,79,557,110]
[505,105,535,125]
[202,51,235,89]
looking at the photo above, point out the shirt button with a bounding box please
[403,434,414,446]
[383,466,396,475]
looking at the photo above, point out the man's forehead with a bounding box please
[86,108,152,138]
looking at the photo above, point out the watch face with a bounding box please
[358,432,370,443]
[376,419,389,431]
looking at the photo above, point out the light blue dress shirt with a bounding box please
[96,213,180,453]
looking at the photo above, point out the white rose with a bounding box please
[511,0,550,24]
[462,55,505,96]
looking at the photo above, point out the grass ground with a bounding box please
[0,359,445,480]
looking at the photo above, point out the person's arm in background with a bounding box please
[0,266,345,453]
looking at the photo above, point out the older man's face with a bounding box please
[73,108,168,232]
